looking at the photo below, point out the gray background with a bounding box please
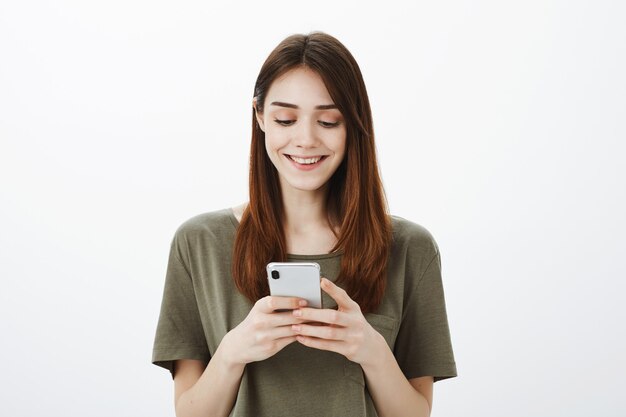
[1,1,625,416]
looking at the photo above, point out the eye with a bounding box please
[274,119,295,126]
[319,121,340,128]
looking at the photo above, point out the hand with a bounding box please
[291,277,386,366]
[221,296,308,366]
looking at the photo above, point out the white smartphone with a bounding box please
[266,262,322,309]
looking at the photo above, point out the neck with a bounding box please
[280,185,332,235]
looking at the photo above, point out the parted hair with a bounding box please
[232,31,392,313]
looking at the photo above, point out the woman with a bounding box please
[152,31,457,417]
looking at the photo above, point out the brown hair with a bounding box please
[232,31,392,313]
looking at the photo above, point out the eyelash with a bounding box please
[274,119,340,128]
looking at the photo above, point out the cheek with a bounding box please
[264,129,290,159]
[331,129,347,157]
[264,136,272,156]
[265,122,290,142]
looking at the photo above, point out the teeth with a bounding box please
[290,156,322,164]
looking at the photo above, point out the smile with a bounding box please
[285,154,328,170]
[288,155,324,164]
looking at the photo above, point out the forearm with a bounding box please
[175,342,245,417]
[361,334,431,417]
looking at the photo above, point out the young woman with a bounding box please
[152,32,457,417]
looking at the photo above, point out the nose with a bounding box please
[292,118,319,148]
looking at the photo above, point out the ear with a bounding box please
[253,97,265,132]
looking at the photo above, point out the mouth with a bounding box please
[286,155,327,164]
[284,154,328,170]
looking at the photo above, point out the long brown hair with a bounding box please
[232,32,392,313]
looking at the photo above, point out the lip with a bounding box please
[284,154,328,171]
[285,154,327,159]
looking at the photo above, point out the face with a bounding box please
[255,67,347,194]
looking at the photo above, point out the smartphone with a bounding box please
[266,262,322,309]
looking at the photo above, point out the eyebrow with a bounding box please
[269,101,338,110]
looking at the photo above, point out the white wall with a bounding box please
[1,1,624,416]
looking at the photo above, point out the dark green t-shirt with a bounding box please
[152,208,457,416]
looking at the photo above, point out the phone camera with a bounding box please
[271,270,280,280]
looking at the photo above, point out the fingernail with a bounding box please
[299,299,308,306]
[293,309,302,317]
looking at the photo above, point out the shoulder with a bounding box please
[389,214,440,260]
[172,207,237,244]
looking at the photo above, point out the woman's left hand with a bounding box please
[291,277,386,366]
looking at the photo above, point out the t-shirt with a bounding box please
[152,208,457,416]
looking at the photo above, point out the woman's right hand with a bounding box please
[220,296,307,366]
[173,296,306,417]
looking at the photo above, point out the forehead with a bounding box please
[265,67,334,108]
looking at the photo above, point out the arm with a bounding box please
[293,278,435,417]
[360,336,433,417]
[173,347,245,417]
[172,296,306,417]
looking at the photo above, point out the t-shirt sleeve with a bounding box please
[151,233,211,379]
[393,249,458,382]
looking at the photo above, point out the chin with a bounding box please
[283,178,329,193]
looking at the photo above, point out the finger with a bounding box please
[293,323,347,341]
[320,278,357,310]
[272,335,299,352]
[256,295,308,313]
[293,307,348,326]
[257,336,296,360]
[263,324,301,340]
[266,311,309,327]
[296,335,345,355]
